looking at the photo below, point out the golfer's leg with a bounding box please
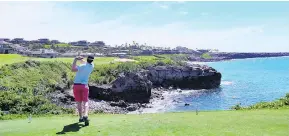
[82,85,90,126]
[73,85,83,118]
[77,102,83,118]
[83,101,89,117]
[83,85,89,117]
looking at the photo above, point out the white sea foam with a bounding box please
[221,81,233,85]
[129,90,206,114]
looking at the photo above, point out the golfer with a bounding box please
[71,55,94,126]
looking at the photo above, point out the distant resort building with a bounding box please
[9,44,28,54]
[38,38,50,44]
[70,40,89,46]
[196,49,211,54]
[51,40,60,44]
[0,38,29,54]
[1,37,213,58]
[60,52,103,57]
[25,49,58,58]
[175,46,190,53]
[109,52,128,58]
[140,50,153,55]
[2,38,10,42]
[0,40,14,54]
[89,41,105,47]
[10,38,26,44]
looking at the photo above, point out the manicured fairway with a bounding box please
[1,109,288,136]
[0,54,116,67]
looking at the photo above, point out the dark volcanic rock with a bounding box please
[89,72,152,103]
[127,105,138,111]
[146,64,221,89]
[89,64,221,104]
[212,52,289,60]
[189,52,289,62]
[111,72,152,103]
[89,85,117,101]
[110,100,128,108]
[85,63,221,113]
[47,90,75,108]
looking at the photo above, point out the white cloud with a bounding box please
[152,1,170,9]
[153,1,186,10]
[177,1,186,4]
[0,2,288,52]
[159,5,169,9]
[143,11,150,14]
[201,12,209,16]
[180,11,188,15]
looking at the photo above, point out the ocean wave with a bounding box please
[221,81,233,85]
[129,90,207,114]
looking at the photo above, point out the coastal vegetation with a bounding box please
[201,53,212,59]
[0,54,115,67]
[0,54,188,119]
[231,93,289,110]
[0,61,75,117]
[44,43,71,48]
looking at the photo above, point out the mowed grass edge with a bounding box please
[0,109,289,136]
[0,54,116,67]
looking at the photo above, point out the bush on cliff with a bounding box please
[231,93,289,110]
[90,55,183,84]
[0,60,75,115]
[201,53,212,59]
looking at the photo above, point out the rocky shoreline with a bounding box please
[51,63,222,114]
[189,52,289,62]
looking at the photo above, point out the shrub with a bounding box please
[201,53,212,59]
[0,60,74,115]
[234,93,289,110]
[231,103,242,110]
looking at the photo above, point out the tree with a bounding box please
[51,44,55,49]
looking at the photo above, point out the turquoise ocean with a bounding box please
[140,57,289,113]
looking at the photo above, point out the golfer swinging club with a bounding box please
[71,55,94,126]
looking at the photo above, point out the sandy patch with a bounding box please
[114,58,136,62]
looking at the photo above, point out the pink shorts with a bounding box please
[73,84,89,102]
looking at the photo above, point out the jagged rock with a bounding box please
[111,72,153,103]
[47,90,75,108]
[54,83,66,92]
[89,72,152,103]
[110,100,128,108]
[127,105,138,111]
[84,63,221,113]
[146,64,221,89]
[89,64,221,102]
[188,52,289,62]
[88,85,118,101]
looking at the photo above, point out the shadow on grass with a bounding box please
[56,122,86,135]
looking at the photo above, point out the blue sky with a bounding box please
[0,1,289,52]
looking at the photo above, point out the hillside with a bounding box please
[0,54,189,116]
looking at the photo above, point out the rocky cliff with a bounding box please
[89,72,152,103]
[88,64,221,104]
[146,64,221,89]
[50,63,221,114]
[189,52,289,62]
